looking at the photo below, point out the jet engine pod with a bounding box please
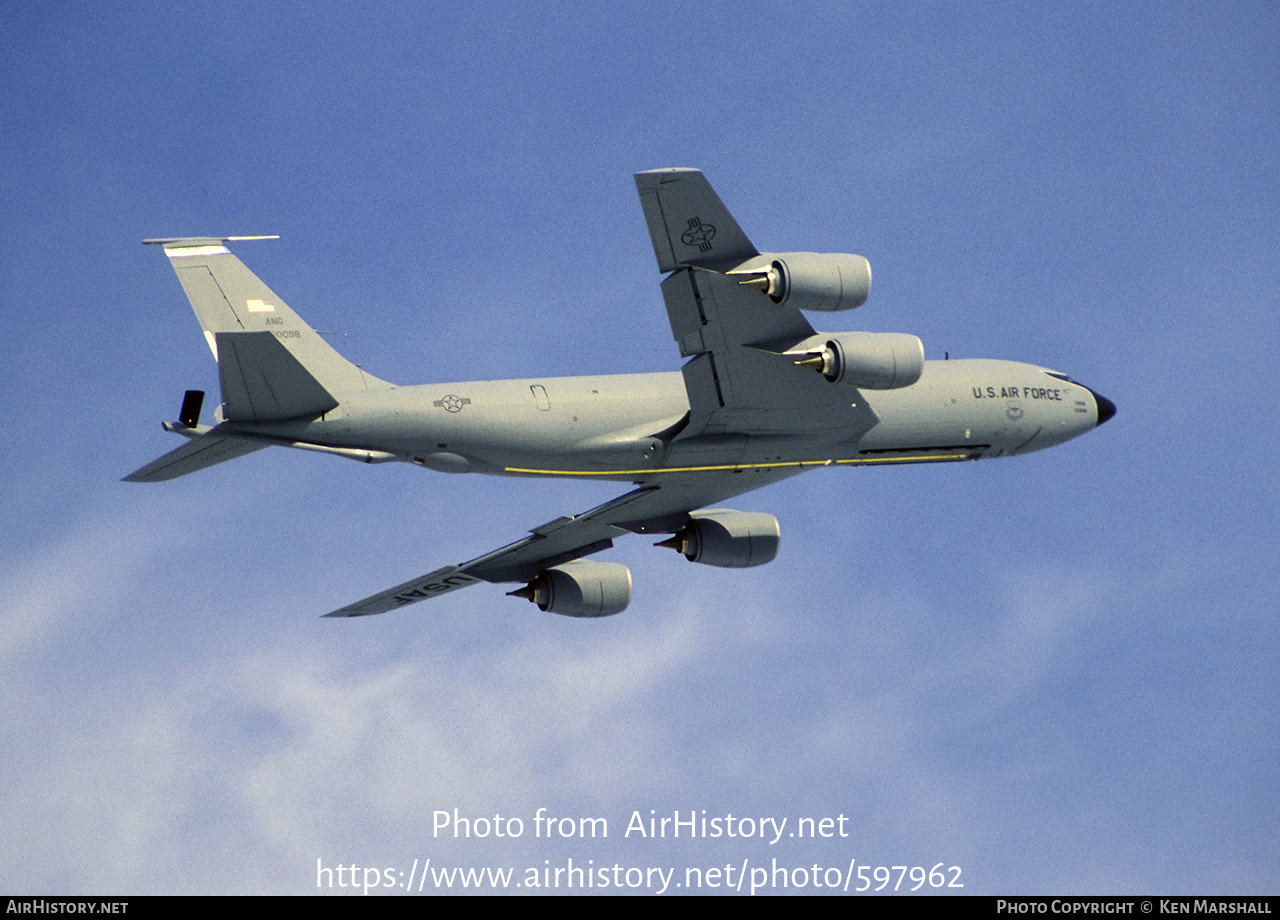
[793,331,924,390]
[657,509,780,568]
[508,560,632,617]
[735,252,872,312]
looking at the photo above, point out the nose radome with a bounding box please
[1090,389,1117,426]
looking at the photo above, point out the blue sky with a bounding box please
[1,0,1276,895]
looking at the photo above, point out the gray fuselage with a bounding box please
[233,358,1105,483]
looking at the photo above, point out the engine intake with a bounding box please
[733,252,872,312]
[657,509,780,568]
[508,560,632,617]
[791,331,924,390]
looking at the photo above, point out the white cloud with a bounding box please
[1,504,1273,894]
[0,536,772,892]
[0,508,175,668]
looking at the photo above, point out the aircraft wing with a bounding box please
[324,468,802,617]
[634,168,877,438]
[327,169,875,618]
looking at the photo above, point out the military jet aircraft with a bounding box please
[127,168,1115,618]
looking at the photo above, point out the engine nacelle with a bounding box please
[508,560,632,617]
[657,509,780,569]
[791,331,924,390]
[732,252,872,312]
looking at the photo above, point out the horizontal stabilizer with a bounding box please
[123,430,266,482]
[216,331,339,421]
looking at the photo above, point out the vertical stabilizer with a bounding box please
[144,237,389,401]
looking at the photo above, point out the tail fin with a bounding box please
[144,237,388,420]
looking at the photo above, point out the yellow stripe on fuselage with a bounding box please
[504,453,973,477]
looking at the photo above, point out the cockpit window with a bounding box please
[1045,371,1077,384]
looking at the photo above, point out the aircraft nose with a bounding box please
[1089,388,1117,426]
